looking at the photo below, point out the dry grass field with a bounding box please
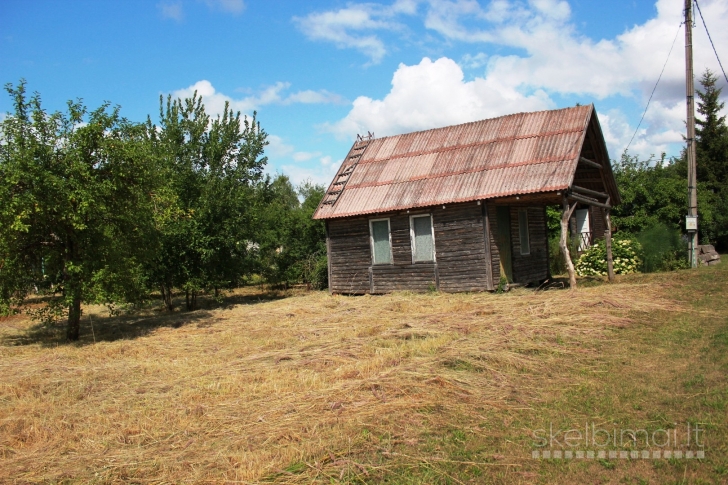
[1,265,727,484]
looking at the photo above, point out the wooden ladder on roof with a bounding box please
[321,132,373,206]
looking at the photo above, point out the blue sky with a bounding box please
[2,0,727,186]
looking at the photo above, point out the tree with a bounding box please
[0,81,157,340]
[611,151,717,243]
[695,69,728,250]
[147,92,268,310]
[695,68,728,190]
[254,176,326,288]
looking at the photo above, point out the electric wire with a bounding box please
[624,22,683,154]
[694,0,728,84]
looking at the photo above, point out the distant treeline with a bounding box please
[0,81,327,340]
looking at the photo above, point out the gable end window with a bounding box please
[410,214,435,262]
[518,209,530,255]
[370,218,392,264]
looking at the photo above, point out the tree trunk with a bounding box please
[604,208,615,282]
[560,196,578,290]
[64,239,82,341]
[185,290,196,311]
[67,287,82,341]
[161,284,174,311]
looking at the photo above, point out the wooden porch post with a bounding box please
[603,206,615,282]
[560,195,578,289]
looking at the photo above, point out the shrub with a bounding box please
[575,238,643,277]
[636,223,689,272]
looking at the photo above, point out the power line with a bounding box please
[624,22,683,154]
[694,0,728,84]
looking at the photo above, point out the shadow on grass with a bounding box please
[1,287,293,348]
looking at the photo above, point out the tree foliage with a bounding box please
[0,81,158,340]
[695,68,728,250]
[1,81,333,340]
[147,93,268,310]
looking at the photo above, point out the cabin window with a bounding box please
[518,209,530,255]
[369,218,392,264]
[410,214,435,262]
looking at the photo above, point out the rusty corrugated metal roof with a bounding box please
[314,104,610,220]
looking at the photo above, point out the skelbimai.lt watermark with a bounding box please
[531,422,706,460]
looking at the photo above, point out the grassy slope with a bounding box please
[0,265,726,484]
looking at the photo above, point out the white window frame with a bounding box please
[369,218,393,265]
[409,214,436,263]
[518,208,530,255]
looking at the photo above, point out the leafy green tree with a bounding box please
[611,152,716,243]
[147,92,268,310]
[254,176,326,288]
[0,81,158,340]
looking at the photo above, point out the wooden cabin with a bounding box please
[313,105,620,293]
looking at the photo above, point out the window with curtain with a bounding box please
[411,215,435,262]
[370,219,392,264]
[518,209,530,255]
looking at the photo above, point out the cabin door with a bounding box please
[495,206,513,283]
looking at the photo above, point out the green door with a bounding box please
[495,206,513,283]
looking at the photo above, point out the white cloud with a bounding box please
[314,0,728,159]
[159,2,184,21]
[266,135,295,158]
[280,155,342,186]
[460,52,488,69]
[327,56,552,139]
[293,1,418,64]
[168,80,346,118]
[292,151,322,162]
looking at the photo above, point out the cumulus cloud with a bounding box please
[312,0,727,159]
[327,57,552,138]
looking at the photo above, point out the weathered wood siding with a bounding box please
[326,200,549,293]
[327,217,371,294]
[509,206,549,284]
[589,206,606,241]
[432,202,491,292]
[486,203,502,284]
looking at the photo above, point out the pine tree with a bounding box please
[695,69,728,190]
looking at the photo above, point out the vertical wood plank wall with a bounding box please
[327,217,372,294]
[327,200,549,293]
[433,202,491,292]
[509,206,549,284]
[486,203,502,284]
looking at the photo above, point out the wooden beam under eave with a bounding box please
[571,185,609,199]
[579,156,603,170]
[568,192,611,209]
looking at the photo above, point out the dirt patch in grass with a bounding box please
[0,268,726,483]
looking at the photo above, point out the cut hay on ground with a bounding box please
[0,277,689,483]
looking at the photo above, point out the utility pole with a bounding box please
[684,0,699,268]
